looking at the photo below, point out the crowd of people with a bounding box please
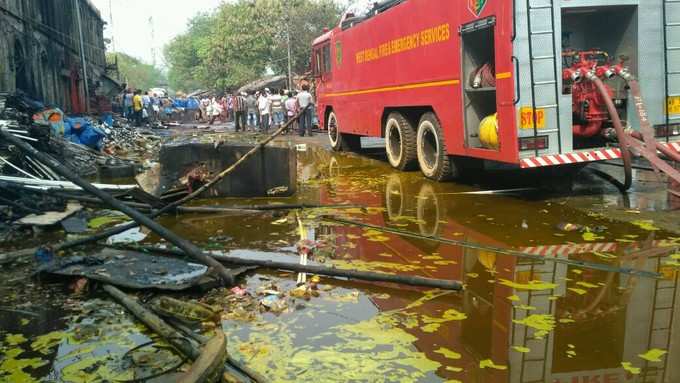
[234,85,315,136]
[120,89,167,127]
[118,84,316,137]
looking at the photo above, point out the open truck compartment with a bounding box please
[561,5,638,149]
[461,18,498,150]
[517,0,679,159]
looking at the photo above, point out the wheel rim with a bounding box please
[328,113,339,146]
[329,156,340,178]
[385,174,404,220]
[386,119,403,166]
[416,183,439,236]
[419,121,439,173]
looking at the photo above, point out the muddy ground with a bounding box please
[1,121,679,382]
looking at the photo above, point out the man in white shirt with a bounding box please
[296,85,314,137]
[258,91,272,132]
[269,89,285,128]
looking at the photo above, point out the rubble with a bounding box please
[0,91,163,238]
[0,91,160,178]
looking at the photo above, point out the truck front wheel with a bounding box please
[416,112,457,181]
[328,111,360,151]
[385,112,417,170]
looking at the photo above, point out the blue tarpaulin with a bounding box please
[63,117,105,150]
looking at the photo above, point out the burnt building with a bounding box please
[0,0,116,113]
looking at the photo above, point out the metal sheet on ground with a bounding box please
[37,249,226,291]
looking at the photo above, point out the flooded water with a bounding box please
[1,142,679,382]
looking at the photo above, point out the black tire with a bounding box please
[385,112,418,170]
[328,111,361,152]
[416,112,457,181]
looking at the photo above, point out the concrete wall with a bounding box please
[155,142,298,198]
[0,0,107,112]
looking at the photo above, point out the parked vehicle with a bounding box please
[312,0,680,182]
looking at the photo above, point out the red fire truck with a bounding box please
[311,0,680,182]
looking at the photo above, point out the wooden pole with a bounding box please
[109,244,463,291]
[103,284,199,359]
[103,285,248,383]
[178,331,227,383]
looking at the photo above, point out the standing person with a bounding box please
[123,89,133,119]
[219,96,228,122]
[227,94,234,121]
[234,92,247,132]
[270,89,285,128]
[246,92,258,130]
[208,97,223,125]
[199,96,210,123]
[132,90,144,127]
[258,90,272,132]
[152,95,161,120]
[285,90,298,133]
[142,92,151,122]
[297,85,314,137]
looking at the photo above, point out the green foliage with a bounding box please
[107,52,166,91]
[164,0,341,92]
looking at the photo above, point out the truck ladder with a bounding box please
[510,260,558,383]
[640,258,677,383]
[525,0,563,156]
[663,0,680,137]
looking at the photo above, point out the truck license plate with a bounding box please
[668,96,680,115]
[520,107,546,129]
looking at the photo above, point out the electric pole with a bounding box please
[149,16,157,67]
[108,0,116,53]
[287,23,293,90]
[74,0,90,113]
[285,7,293,91]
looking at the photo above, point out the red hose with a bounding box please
[628,131,680,163]
[626,79,680,163]
[589,76,633,190]
[628,80,664,159]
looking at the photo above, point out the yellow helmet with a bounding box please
[479,113,499,150]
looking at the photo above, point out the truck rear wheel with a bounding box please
[385,112,417,170]
[328,111,360,151]
[416,112,457,181]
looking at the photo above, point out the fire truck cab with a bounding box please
[311,0,680,181]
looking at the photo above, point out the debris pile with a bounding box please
[0,91,160,178]
[0,91,165,240]
[102,117,162,164]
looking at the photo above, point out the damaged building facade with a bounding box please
[0,0,114,113]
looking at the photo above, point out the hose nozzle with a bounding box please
[596,66,615,79]
[613,65,634,81]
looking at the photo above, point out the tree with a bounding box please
[164,0,342,92]
[272,0,340,75]
[164,12,216,92]
[108,53,166,91]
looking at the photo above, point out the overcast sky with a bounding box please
[90,0,225,67]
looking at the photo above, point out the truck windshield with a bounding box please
[341,0,405,25]
[342,0,374,19]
